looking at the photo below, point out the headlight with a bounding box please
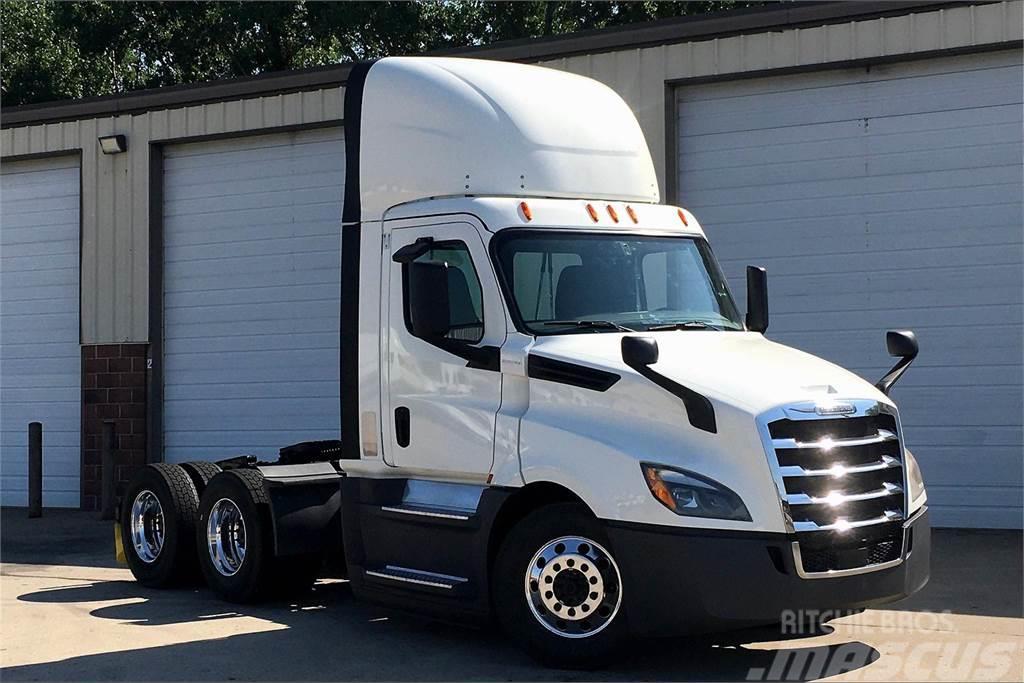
[905,448,927,512]
[641,463,751,521]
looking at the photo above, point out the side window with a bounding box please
[404,241,484,343]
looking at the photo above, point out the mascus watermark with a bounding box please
[747,610,1018,681]
[746,641,1019,681]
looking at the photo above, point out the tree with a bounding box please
[1,1,766,107]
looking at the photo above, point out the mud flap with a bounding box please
[113,520,127,566]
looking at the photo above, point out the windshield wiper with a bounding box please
[543,320,636,332]
[647,320,719,331]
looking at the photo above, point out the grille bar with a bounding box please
[786,482,903,506]
[792,510,904,533]
[778,454,900,478]
[771,429,897,450]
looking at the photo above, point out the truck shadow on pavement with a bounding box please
[10,577,879,681]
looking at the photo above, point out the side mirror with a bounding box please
[746,266,769,333]
[886,329,919,359]
[876,329,919,395]
[407,261,451,338]
[621,336,659,367]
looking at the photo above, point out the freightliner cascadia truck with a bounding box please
[118,57,930,668]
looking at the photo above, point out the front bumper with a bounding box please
[604,507,930,636]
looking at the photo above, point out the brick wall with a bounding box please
[82,344,148,511]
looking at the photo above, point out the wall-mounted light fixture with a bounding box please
[98,134,127,154]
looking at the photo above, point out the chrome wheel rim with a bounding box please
[130,490,165,564]
[525,535,622,639]
[207,498,247,577]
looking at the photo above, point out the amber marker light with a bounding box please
[519,201,533,221]
[626,205,639,224]
[644,467,677,512]
[677,208,689,226]
[606,205,620,223]
[586,203,600,222]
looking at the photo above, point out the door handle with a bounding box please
[395,407,410,448]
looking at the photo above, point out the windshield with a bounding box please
[493,231,744,335]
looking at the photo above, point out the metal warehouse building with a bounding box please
[1,1,1021,527]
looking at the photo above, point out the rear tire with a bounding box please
[120,464,201,587]
[196,469,273,603]
[492,503,629,669]
[196,469,320,602]
[180,461,221,496]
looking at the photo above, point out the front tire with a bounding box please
[492,503,628,669]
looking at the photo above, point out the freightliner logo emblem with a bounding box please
[814,402,857,416]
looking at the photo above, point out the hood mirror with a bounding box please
[746,266,769,333]
[621,336,659,367]
[876,330,918,395]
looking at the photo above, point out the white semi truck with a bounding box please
[118,57,930,668]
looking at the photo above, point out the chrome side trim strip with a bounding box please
[792,509,904,533]
[786,482,903,506]
[772,429,897,450]
[380,505,471,521]
[791,542,904,579]
[365,565,468,589]
[778,455,901,479]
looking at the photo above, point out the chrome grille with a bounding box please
[762,400,908,577]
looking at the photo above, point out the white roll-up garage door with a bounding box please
[162,128,345,462]
[676,50,1023,528]
[1,156,81,507]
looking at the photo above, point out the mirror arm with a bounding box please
[425,337,500,372]
[875,356,914,396]
[392,237,434,263]
[621,337,717,434]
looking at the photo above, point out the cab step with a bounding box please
[379,504,472,521]
[364,565,469,591]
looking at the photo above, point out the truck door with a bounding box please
[383,221,506,476]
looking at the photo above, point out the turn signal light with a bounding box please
[519,201,532,221]
[586,203,599,222]
[677,208,689,226]
[607,205,620,223]
[644,467,676,511]
[626,205,638,224]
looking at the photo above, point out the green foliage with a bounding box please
[1,1,766,107]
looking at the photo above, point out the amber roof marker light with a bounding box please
[586,203,600,222]
[626,205,639,224]
[519,201,533,221]
[607,205,620,223]
[677,208,689,226]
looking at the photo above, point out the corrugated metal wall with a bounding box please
[538,1,1023,199]
[161,128,345,462]
[0,156,82,507]
[0,1,1020,346]
[0,89,344,344]
[674,49,1023,528]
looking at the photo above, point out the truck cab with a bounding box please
[119,56,930,668]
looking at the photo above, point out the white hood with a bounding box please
[530,331,890,416]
